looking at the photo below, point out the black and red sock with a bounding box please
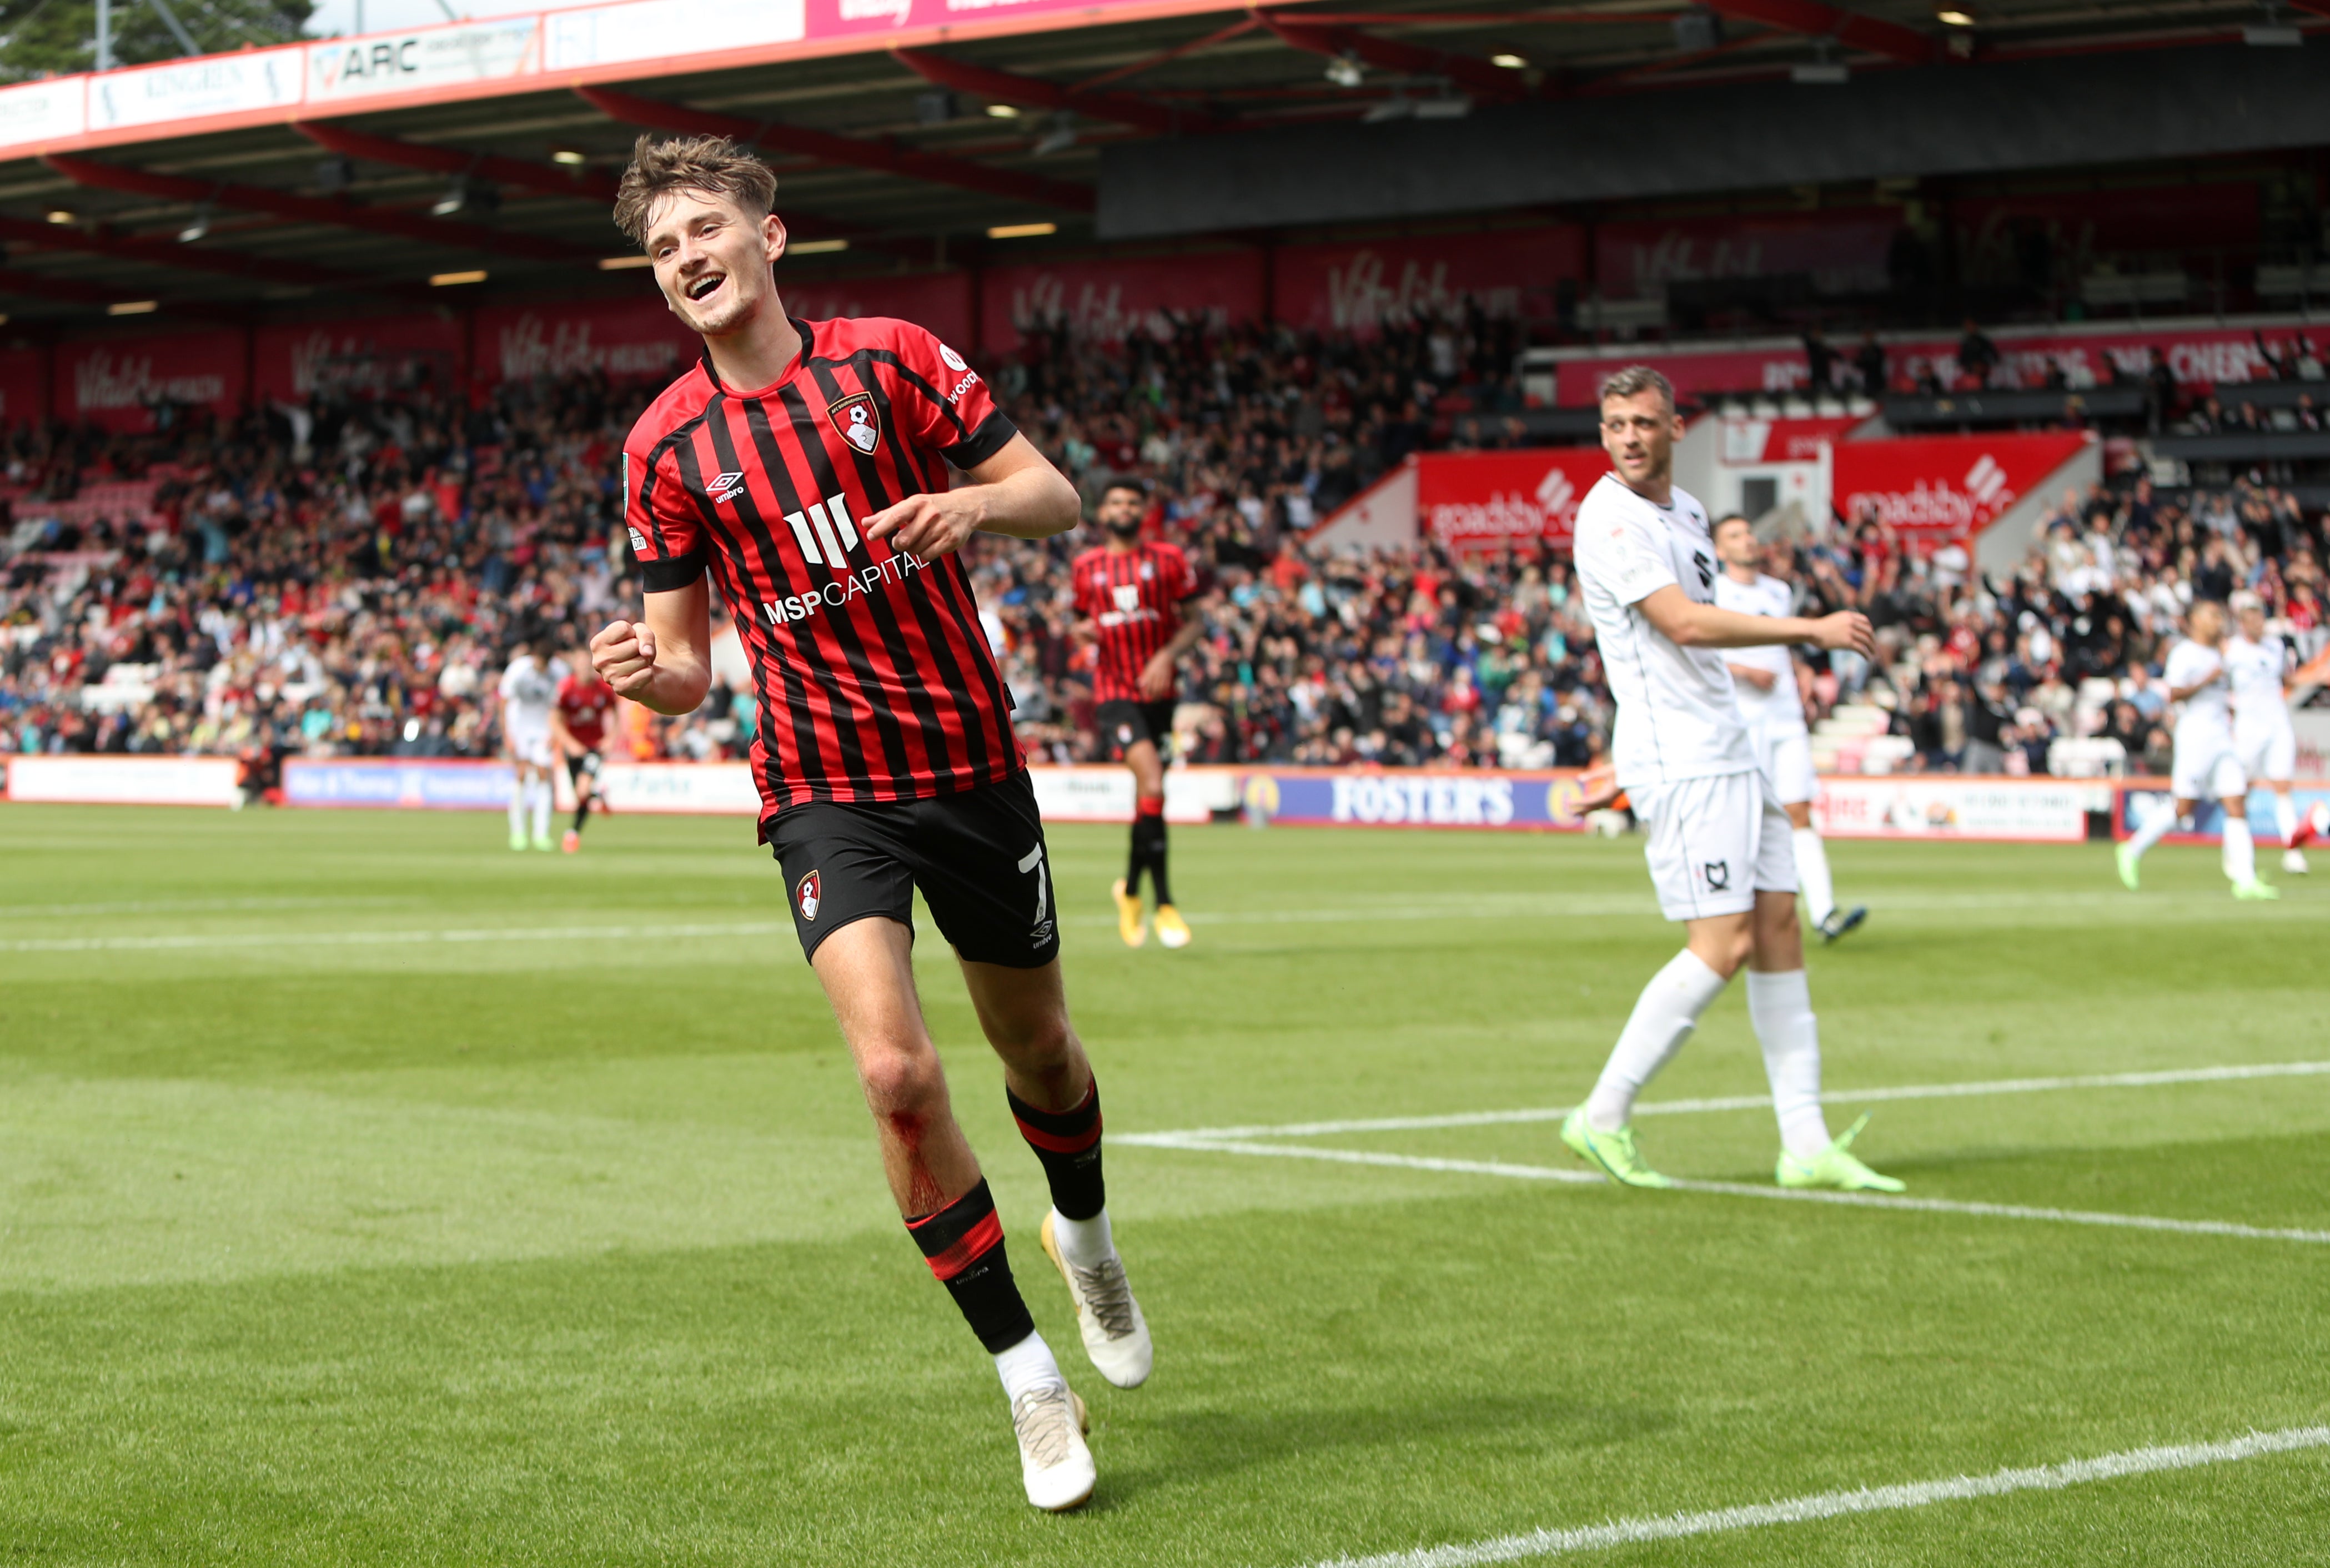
[1133,796,1171,906]
[904,1178,1036,1353]
[1008,1078,1106,1221]
[571,795,592,833]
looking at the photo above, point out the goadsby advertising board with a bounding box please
[1414,450,1613,552]
[1829,432,2091,535]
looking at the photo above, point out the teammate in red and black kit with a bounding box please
[586,135,1148,1513]
[1071,481,1201,949]
[550,659,615,853]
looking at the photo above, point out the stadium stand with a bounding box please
[4,315,2323,783]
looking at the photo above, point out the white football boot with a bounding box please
[2283,848,2309,875]
[1041,1210,1153,1389]
[1012,1381,1094,1511]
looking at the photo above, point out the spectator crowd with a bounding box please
[2,305,2323,782]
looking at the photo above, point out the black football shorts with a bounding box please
[767,770,1060,968]
[563,751,601,786]
[1096,698,1176,758]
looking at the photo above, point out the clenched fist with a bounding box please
[592,619,660,698]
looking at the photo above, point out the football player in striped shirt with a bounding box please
[1072,481,1201,948]
[588,135,1149,1512]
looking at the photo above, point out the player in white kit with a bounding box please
[2227,590,2312,875]
[2115,600,2276,898]
[1712,514,1867,943]
[1561,367,1901,1192]
[499,636,559,852]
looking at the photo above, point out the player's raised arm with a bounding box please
[591,577,712,716]
[862,433,1081,558]
[1635,584,1875,657]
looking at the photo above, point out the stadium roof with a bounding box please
[0,0,2321,328]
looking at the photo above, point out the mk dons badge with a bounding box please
[828,392,882,456]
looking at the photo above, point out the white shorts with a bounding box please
[506,726,555,770]
[2236,719,2296,783]
[1754,726,1816,806]
[2170,737,2244,802]
[1631,768,1797,922]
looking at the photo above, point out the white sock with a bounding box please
[531,778,552,841]
[1051,1207,1115,1271]
[1585,949,1728,1130]
[2223,816,2255,884]
[1791,828,1836,926]
[993,1330,1066,1404]
[1746,968,1831,1159]
[507,785,525,840]
[2125,796,2181,858]
[2274,793,2299,846]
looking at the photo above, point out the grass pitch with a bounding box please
[2,802,2326,1565]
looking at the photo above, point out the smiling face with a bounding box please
[643,187,788,339]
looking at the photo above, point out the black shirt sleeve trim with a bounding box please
[946,409,1018,469]
[638,554,707,594]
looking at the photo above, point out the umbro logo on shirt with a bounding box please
[709,471,748,502]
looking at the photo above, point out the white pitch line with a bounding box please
[1304,1424,2330,1568]
[1116,1060,2330,1145]
[0,921,798,954]
[1139,1140,2330,1247]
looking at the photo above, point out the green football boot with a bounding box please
[1776,1114,1904,1192]
[1561,1107,1674,1188]
[2232,878,2281,901]
[509,828,529,852]
[2114,842,2140,891]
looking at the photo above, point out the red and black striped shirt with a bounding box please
[623,316,1023,830]
[1071,540,1196,705]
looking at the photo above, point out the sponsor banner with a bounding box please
[804,0,1169,41]
[476,294,696,384]
[2296,710,2330,779]
[308,18,543,102]
[253,315,464,403]
[284,758,514,810]
[1812,776,2091,842]
[1414,449,1611,551]
[1718,415,1861,465]
[1596,213,1898,301]
[1240,768,1597,830]
[594,763,764,815]
[1553,323,2300,405]
[61,331,244,431]
[2115,782,2330,845]
[1830,432,2090,535]
[0,78,84,144]
[1029,765,1236,824]
[1272,227,1583,339]
[0,347,46,423]
[545,0,806,69]
[87,46,303,132]
[5,754,242,807]
[786,271,977,349]
[982,251,1264,352]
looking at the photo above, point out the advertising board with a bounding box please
[86,46,303,132]
[1238,768,1598,830]
[2113,782,2330,845]
[307,18,543,102]
[980,252,1264,353]
[6,754,243,807]
[283,758,515,810]
[1412,449,1614,552]
[1812,776,2093,842]
[1828,433,2093,535]
[1273,227,1583,339]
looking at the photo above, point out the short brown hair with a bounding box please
[611,134,778,246]
[1598,365,1675,413]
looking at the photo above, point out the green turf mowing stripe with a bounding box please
[1118,1059,2330,1143]
[1303,1424,2330,1567]
[1145,1140,2330,1245]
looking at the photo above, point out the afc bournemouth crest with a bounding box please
[795,870,822,921]
[828,392,882,456]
